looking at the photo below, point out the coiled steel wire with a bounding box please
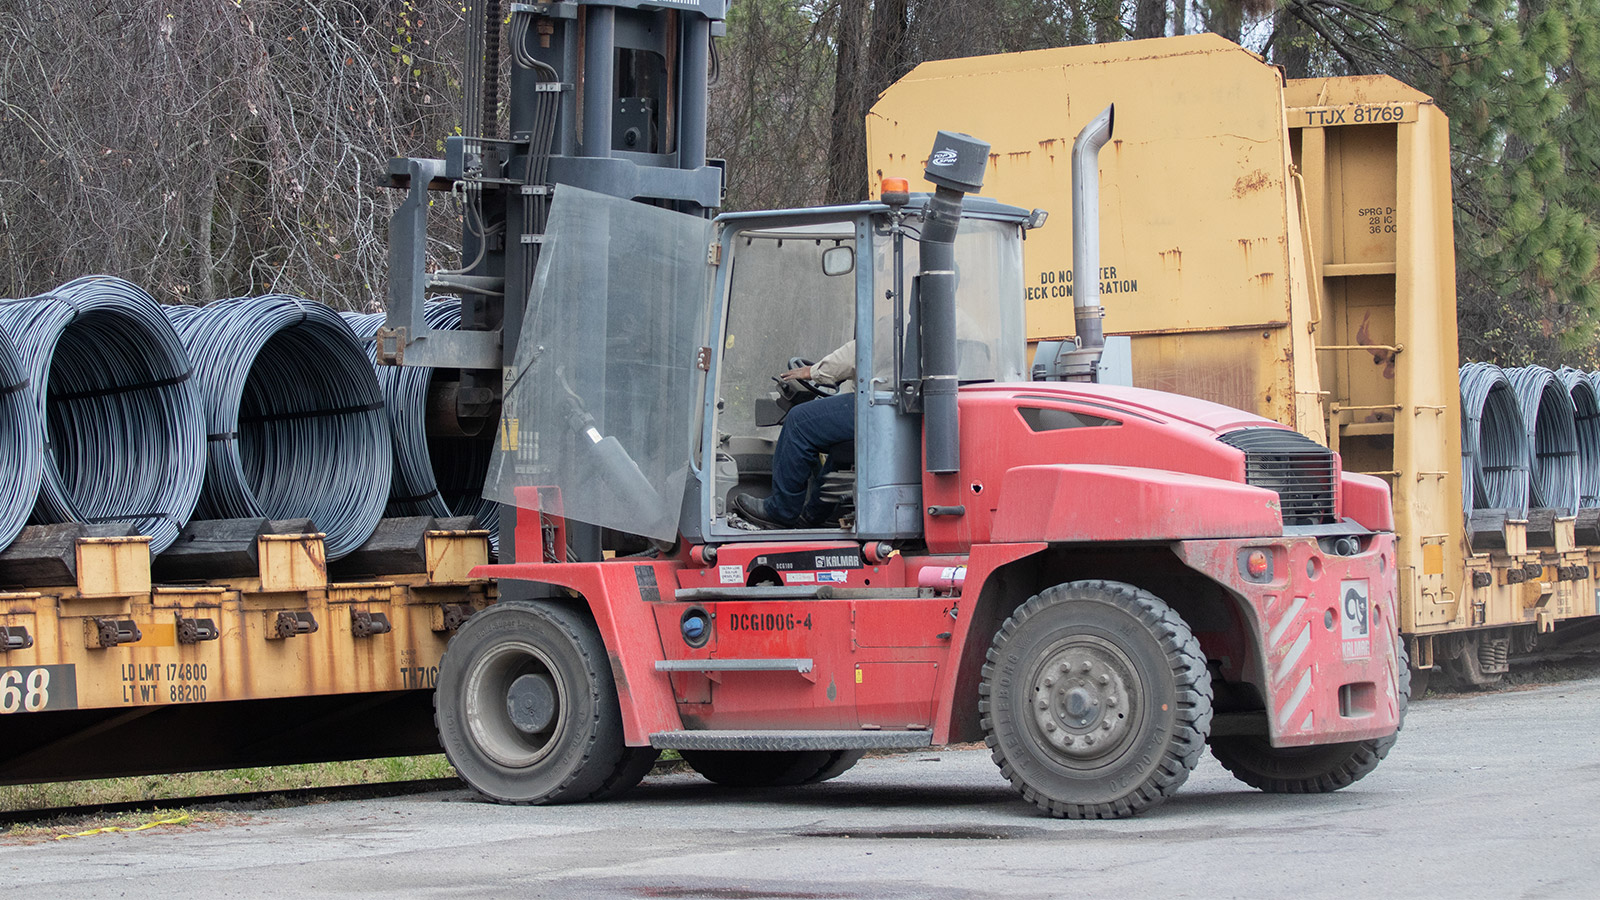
[0,276,205,553]
[0,320,42,551]
[166,296,391,560]
[1557,367,1600,508]
[1459,363,1531,515]
[1506,365,1580,515]
[344,302,500,555]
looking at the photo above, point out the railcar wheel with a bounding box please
[1408,664,1431,699]
[435,601,641,804]
[1211,640,1410,793]
[979,580,1212,819]
[681,750,839,787]
[1438,632,1505,690]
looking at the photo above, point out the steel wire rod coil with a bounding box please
[1506,365,1580,515]
[166,295,391,560]
[0,320,43,551]
[344,303,500,555]
[0,276,205,554]
[1556,367,1600,508]
[1459,362,1531,515]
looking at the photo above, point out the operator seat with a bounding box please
[811,439,856,526]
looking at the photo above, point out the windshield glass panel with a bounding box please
[718,223,857,442]
[485,186,712,543]
[873,216,1028,384]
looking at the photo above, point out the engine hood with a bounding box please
[959,381,1284,438]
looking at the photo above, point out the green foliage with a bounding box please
[708,0,839,209]
[3,0,1597,360]
[1278,0,1600,365]
[0,756,456,814]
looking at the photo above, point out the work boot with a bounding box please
[732,494,795,530]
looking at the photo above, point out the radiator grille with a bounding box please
[1218,427,1337,526]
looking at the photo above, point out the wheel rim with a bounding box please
[1026,634,1143,768]
[463,640,568,769]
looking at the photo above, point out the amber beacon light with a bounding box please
[880,177,910,206]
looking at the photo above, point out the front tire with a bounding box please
[434,601,644,804]
[979,580,1213,819]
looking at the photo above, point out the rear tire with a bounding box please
[434,601,641,804]
[1210,639,1410,793]
[589,747,662,800]
[979,580,1213,819]
[682,750,839,787]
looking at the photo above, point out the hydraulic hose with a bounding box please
[166,295,391,560]
[344,302,500,556]
[1459,362,1530,515]
[0,320,42,551]
[1505,365,1579,515]
[1557,366,1600,508]
[0,276,205,554]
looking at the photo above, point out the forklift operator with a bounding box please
[733,340,856,529]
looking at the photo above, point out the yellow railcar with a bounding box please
[869,34,1597,686]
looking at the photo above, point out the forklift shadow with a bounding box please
[617,771,1389,823]
[627,775,1019,812]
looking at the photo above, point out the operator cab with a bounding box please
[696,196,1033,543]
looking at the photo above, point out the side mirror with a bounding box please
[821,246,854,277]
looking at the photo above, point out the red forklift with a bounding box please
[384,3,1402,818]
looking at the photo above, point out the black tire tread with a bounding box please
[1210,639,1409,794]
[978,579,1213,819]
[585,746,662,801]
[802,750,866,784]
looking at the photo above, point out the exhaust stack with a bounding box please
[1056,104,1115,382]
[919,131,990,475]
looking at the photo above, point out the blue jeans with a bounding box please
[766,392,855,525]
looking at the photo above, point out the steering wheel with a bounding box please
[774,356,838,403]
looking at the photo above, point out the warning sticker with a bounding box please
[1340,579,1371,660]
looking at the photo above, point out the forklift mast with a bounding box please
[380,0,726,559]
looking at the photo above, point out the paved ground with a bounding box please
[3,677,1598,899]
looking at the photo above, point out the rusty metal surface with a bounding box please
[868,34,1307,427]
